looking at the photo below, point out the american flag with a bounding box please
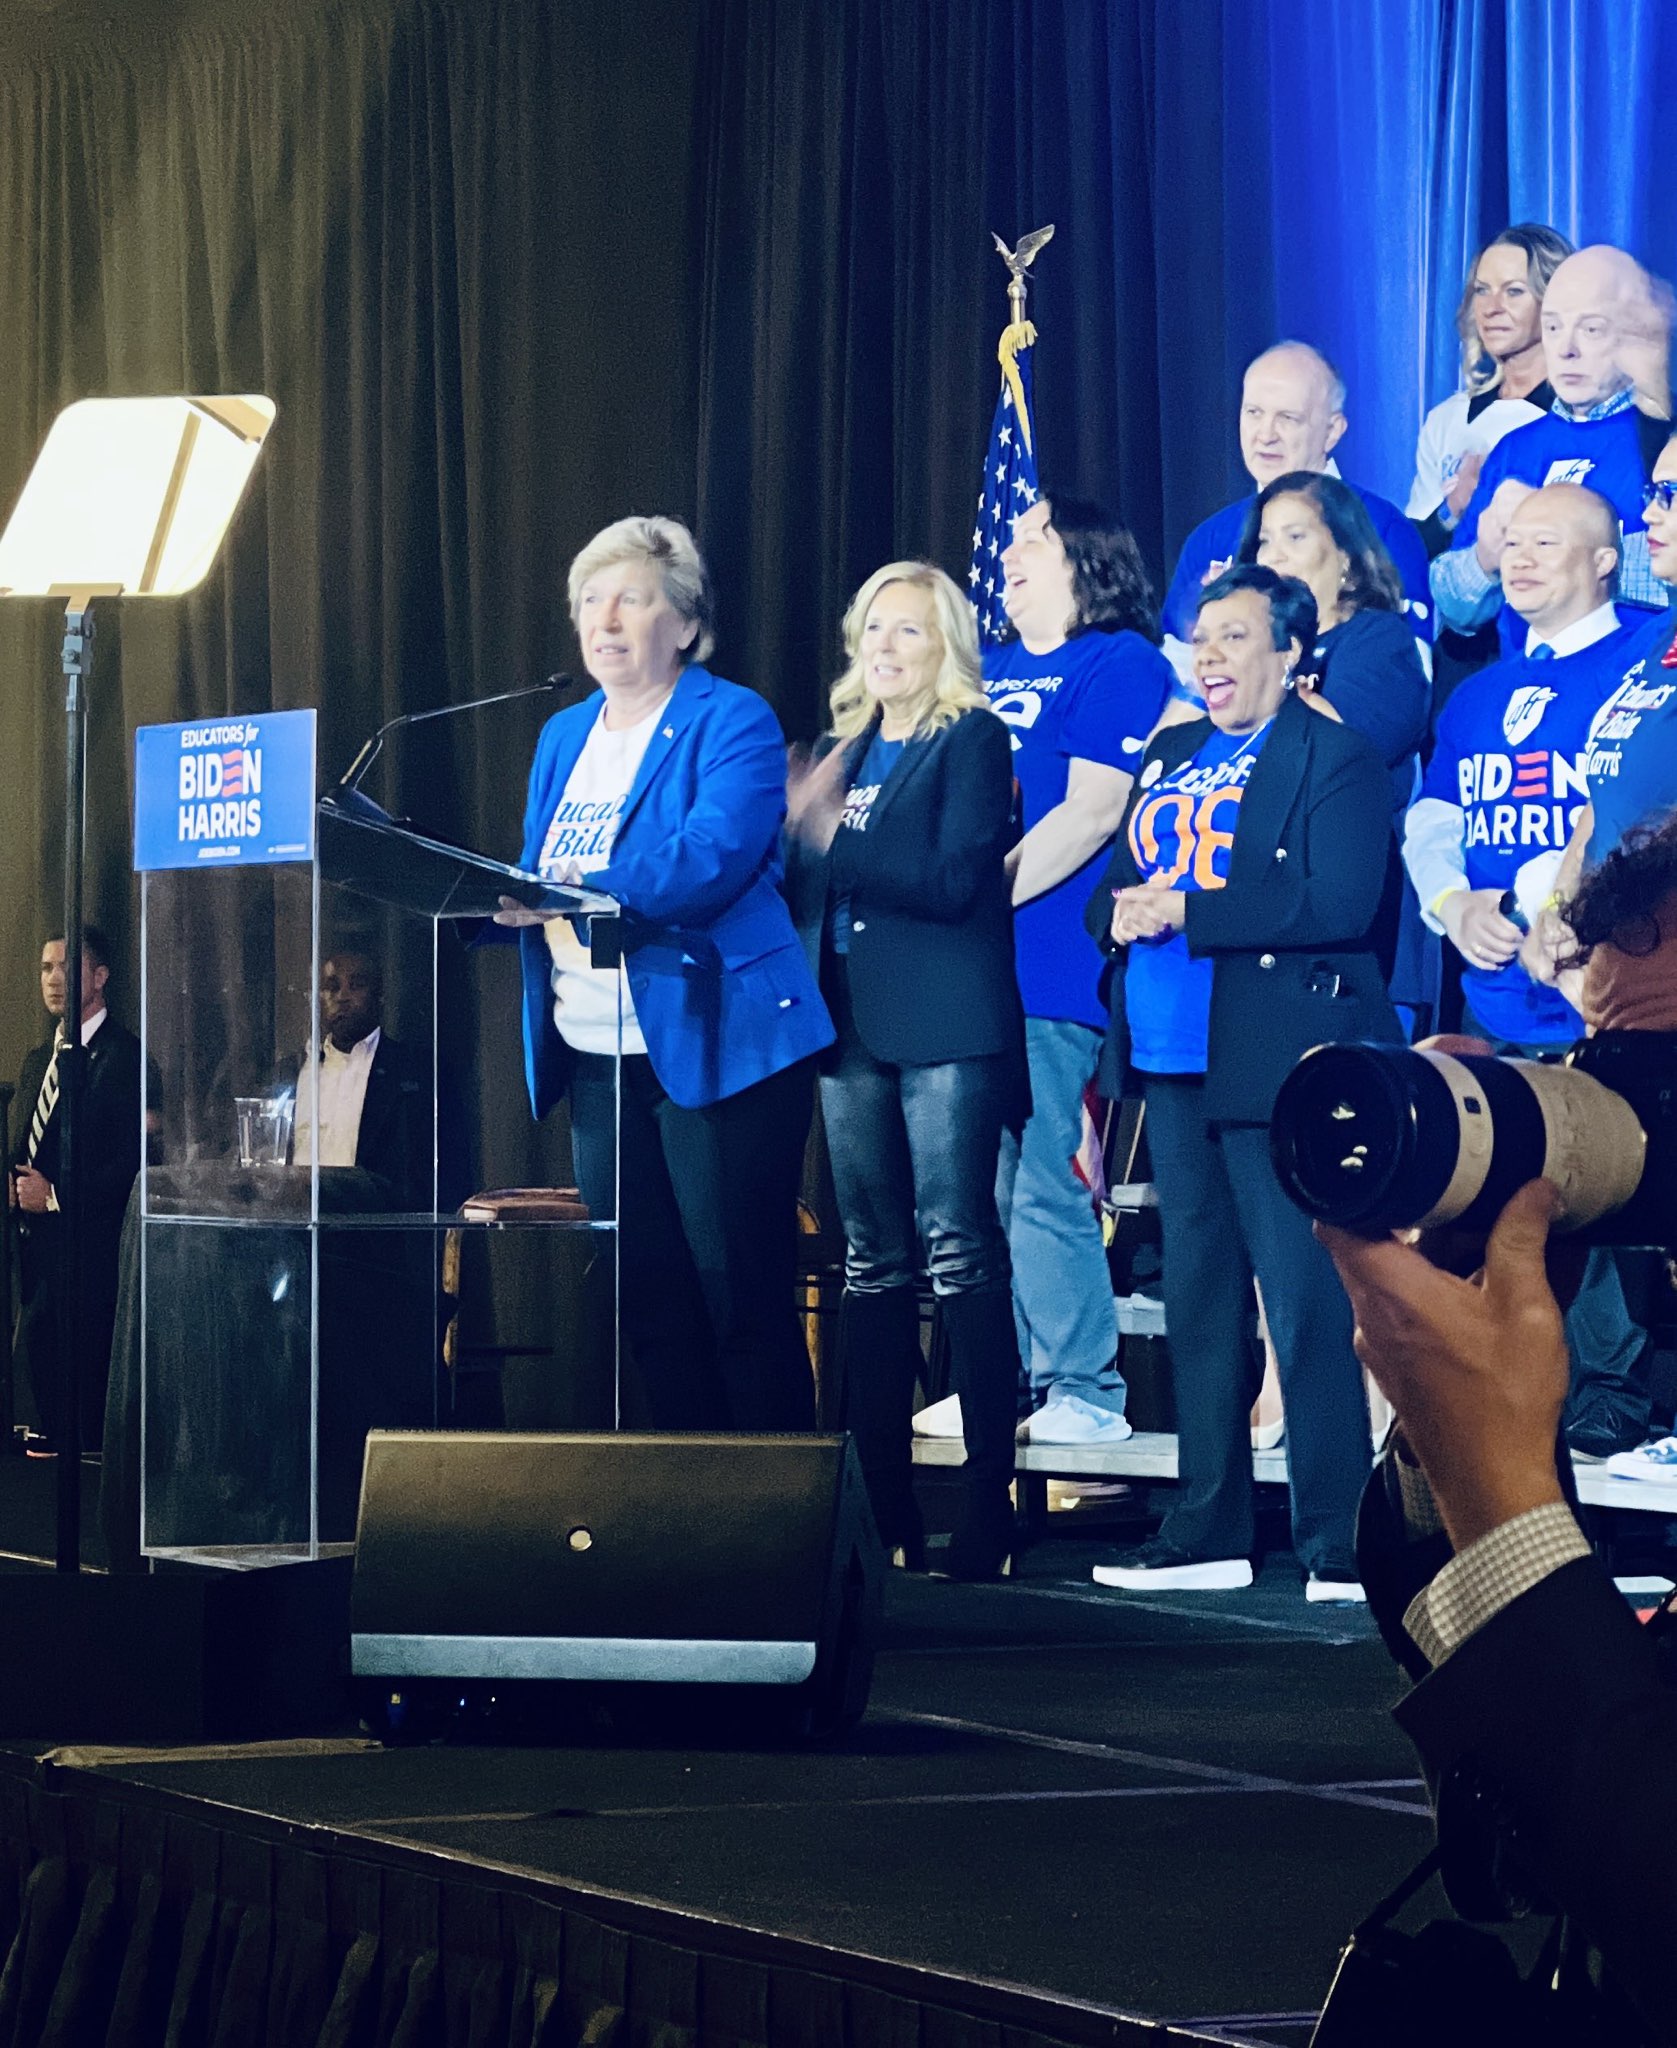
[969,333,1039,644]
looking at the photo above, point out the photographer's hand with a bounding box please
[1316,1181,1569,1553]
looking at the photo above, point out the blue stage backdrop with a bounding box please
[695,0,1677,735]
[996,0,1677,562]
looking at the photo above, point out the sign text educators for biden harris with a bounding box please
[134,709,317,870]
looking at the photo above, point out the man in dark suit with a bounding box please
[9,927,143,1454]
[291,946,440,1211]
[1314,842,1677,2037]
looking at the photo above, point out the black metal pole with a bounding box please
[56,600,93,1573]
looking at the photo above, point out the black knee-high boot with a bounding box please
[938,1288,1019,1579]
[838,1286,925,1556]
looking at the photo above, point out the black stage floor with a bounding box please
[0,1471,1462,2048]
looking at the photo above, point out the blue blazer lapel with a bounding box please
[614,664,715,838]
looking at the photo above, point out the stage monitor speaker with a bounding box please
[350,1431,882,1741]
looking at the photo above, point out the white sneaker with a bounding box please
[1305,1573,1367,1603]
[1024,1393,1134,1446]
[911,1393,964,1439]
[1604,1436,1677,1483]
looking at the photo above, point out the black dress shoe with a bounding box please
[937,1491,1016,1581]
[22,1432,58,1460]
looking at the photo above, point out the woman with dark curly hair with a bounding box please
[935,494,1175,1452]
[1238,470,1429,820]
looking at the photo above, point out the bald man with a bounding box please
[1406,481,1652,1464]
[1434,246,1674,648]
[1408,484,1636,1042]
[1160,341,1432,667]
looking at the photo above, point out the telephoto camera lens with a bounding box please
[1268,1043,1647,1237]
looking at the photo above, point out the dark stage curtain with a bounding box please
[0,0,1672,1187]
[0,0,707,1194]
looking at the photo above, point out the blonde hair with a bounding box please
[1457,224,1574,397]
[828,561,988,739]
[566,514,716,665]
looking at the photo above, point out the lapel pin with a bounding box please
[662,725,675,739]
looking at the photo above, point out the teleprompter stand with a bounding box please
[0,396,287,1738]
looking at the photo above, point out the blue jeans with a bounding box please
[995,1017,1125,1413]
[819,976,1012,1298]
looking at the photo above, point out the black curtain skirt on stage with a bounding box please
[0,1754,1163,2048]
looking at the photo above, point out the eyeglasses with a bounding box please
[1641,480,1677,514]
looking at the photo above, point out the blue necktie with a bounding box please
[1529,642,1555,660]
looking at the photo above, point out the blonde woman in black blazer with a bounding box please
[785,561,1024,1580]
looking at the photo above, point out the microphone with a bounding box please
[336,675,575,793]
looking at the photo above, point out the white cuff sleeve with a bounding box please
[1402,797,1468,932]
[1430,547,1500,630]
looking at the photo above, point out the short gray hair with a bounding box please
[566,514,716,665]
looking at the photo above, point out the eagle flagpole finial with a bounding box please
[991,224,1055,326]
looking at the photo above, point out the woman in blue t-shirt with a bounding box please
[965,496,1174,1452]
[784,562,1025,1580]
[1082,565,1401,1601]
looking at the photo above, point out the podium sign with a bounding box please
[134,708,316,869]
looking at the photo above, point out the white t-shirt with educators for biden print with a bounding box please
[536,698,667,1056]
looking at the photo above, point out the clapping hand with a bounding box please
[1615,273,1675,420]
[1477,479,1535,574]
[785,742,851,854]
[1445,450,1484,522]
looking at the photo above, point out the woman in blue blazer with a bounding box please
[497,516,833,1431]
[784,561,1026,1579]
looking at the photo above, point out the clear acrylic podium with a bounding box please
[134,785,621,1567]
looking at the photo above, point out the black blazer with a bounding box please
[1084,691,1401,1124]
[784,707,1023,1067]
[1359,1448,1677,2043]
[12,1017,144,1247]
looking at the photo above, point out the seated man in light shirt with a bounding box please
[292,947,436,1210]
[1315,848,1677,2040]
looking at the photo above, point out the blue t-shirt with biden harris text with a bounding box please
[826,727,905,955]
[1121,719,1275,1074]
[983,628,1172,1028]
[1584,609,1677,866]
[1415,631,1636,1045]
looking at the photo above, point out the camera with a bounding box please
[1268,1033,1677,1249]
